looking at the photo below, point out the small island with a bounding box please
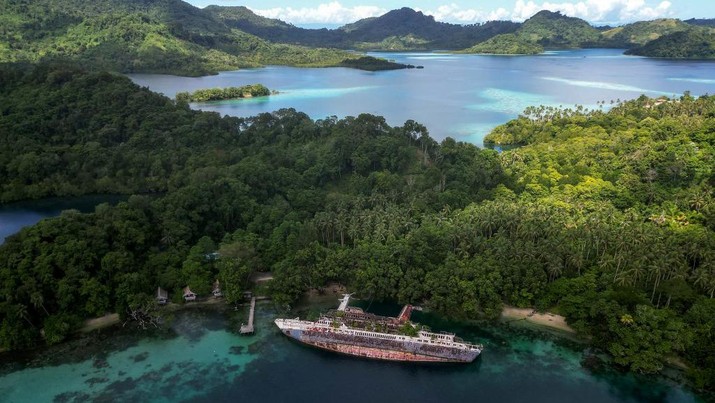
[337,56,421,71]
[455,33,544,55]
[176,84,272,103]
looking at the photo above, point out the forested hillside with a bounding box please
[101,3,715,58]
[457,33,543,55]
[1,65,715,389]
[207,6,519,50]
[0,0,360,75]
[459,10,603,54]
[685,18,715,28]
[626,28,715,59]
[211,6,702,55]
[599,19,692,48]
[0,64,504,348]
[517,10,600,48]
[0,64,240,201]
[204,5,349,48]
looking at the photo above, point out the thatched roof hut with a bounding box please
[212,279,222,297]
[156,287,168,304]
[183,286,197,301]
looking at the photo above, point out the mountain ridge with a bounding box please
[206,5,519,50]
[0,0,383,76]
[208,5,715,58]
[2,0,715,75]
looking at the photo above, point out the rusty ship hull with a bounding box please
[278,324,478,362]
[275,295,482,363]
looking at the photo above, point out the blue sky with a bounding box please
[186,1,715,27]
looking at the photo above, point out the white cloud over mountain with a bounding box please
[250,0,674,25]
[509,0,673,23]
[421,4,512,23]
[254,2,386,24]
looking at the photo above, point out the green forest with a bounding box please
[207,6,519,51]
[206,5,715,57]
[599,19,693,48]
[1,65,715,391]
[627,29,715,59]
[0,0,360,76]
[337,56,416,71]
[3,0,714,76]
[175,84,271,103]
[457,33,544,55]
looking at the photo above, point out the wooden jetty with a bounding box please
[240,297,256,335]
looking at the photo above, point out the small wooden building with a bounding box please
[156,287,168,305]
[183,286,197,302]
[212,279,223,298]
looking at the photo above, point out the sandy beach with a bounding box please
[80,313,121,333]
[501,306,576,333]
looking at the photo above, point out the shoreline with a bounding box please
[501,306,576,334]
[80,300,575,337]
[78,297,234,333]
[80,313,121,333]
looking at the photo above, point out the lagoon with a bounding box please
[130,49,715,146]
[0,301,700,402]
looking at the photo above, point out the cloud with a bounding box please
[418,4,511,23]
[250,2,385,25]
[249,1,673,26]
[509,0,673,23]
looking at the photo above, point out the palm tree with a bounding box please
[689,191,710,212]
[628,263,647,287]
[15,304,35,328]
[30,292,50,316]
[693,263,715,298]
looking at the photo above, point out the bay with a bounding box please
[0,195,126,246]
[2,50,714,402]
[0,300,701,402]
[129,49,715,146]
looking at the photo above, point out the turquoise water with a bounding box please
[0,309,264,402]
[0,302,702,402]
[129,49,715,146]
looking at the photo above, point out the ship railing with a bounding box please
[278,318,318,329]
[419,330,455,336]
[418,330,456,341]
[322,326,482,351]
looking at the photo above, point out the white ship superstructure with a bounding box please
[275,295,482,362]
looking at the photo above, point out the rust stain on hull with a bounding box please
[303,340,465,363]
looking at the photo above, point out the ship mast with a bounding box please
[397,305,413,322]
[337,294,352,311]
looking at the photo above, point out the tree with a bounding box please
[608,305,691,373]
[43,314,79,345]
